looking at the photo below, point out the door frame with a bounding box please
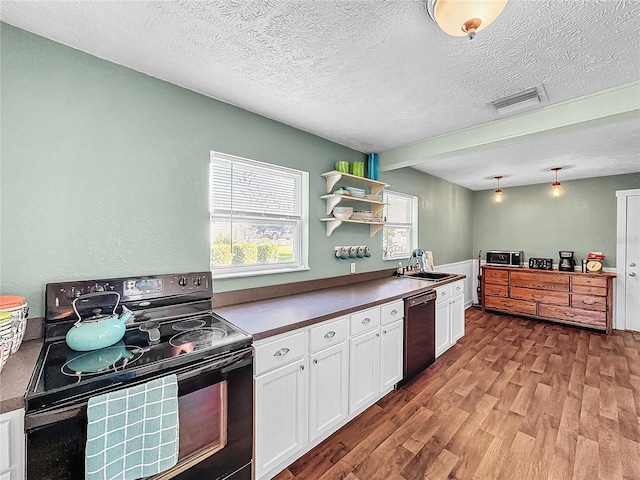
[615,188,640,330]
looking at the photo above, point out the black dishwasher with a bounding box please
[403,290,437,381]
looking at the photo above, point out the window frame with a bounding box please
[210,151,309,279]
[382,190,418,261]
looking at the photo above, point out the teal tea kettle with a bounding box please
[65,291,135,351]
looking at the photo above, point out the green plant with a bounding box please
[211,244,233,266]
[257,244,279,263]
[232,243,258,264]
[214,233,231,245]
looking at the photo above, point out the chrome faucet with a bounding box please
[408,248,428,272]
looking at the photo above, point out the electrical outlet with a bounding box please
[350,262,356,274]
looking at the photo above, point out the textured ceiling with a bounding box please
[1,0,639,190]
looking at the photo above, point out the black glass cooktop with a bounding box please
[27,313,251,412]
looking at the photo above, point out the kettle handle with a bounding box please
[72,291,121,323]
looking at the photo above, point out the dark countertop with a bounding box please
[216,274,465,341]
[0,273,465,413]
[0,339,42,414]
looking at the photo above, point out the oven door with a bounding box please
[25,348,253,480]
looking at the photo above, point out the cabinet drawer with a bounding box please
[484,296,537,316]
[572,284,606,296]
[510,272,569,292]
[309,317,349,353]
[380,300,404,326]
[484,284,508,297]
[510,287,569,306]
[572,276,607,288]
[436,284,452,304]
[350,307,380,336]
[451,280,465,297]
[255,331,306,376]
[484,269,508,285]
[571,294,607,312]
[538,304,606,329]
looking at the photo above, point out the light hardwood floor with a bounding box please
[273,308,640,480]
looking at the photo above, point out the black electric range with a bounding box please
[25,271,252,413]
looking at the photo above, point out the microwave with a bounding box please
[486,250,525,267]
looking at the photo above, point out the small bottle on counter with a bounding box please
[582,259,587,273]
[396,262,404,276]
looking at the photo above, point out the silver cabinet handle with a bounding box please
[300,365,304,371]
[390,309,398,316]
[274,347,290,357]
[630,262,637,267]
[383,330,387,334]
[631,272,637,277]
[376,333,380,337]
[362,318,371,325]
[313,359,318,364]
[441,291,447,296]
[324,331,336,339]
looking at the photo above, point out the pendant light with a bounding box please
[494,176,503,203]
[551,167,562,197]
[426,0,509,40]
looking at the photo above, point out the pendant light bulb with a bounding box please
[494,176,503,203]
[551,167,562,197]
[426,0,509,39]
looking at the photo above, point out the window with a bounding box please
[382,190,418,261]
[210,151,308,278]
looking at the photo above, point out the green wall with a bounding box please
[472,173,640,268]
[0,24,473,318]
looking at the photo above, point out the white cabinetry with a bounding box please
[0,408,25,480]
[308,317,349,442]
[254,333,307,480]
[379,318,404,391]
[435,280,465,357]
[254,300,405,480]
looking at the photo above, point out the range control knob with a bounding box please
[178,276,188,287]
[65,287,82,300]
[193,277,202,286]
[90,283,105,293]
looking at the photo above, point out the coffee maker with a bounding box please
[558,251,576,271]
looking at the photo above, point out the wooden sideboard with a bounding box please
[481,266,616,333]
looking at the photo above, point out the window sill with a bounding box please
[212,265,310,280]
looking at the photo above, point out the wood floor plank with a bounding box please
[275,309,640,480]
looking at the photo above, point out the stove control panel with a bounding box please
[46,271,213,321]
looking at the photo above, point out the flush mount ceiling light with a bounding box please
[494,176,503,203]
[426,0,509,40]
[551,167,562,197]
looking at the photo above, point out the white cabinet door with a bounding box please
[379,319,404,391]
[349,329,380,415]
[255,358,306,479]
[0,408,24,480]
[308,341,349,442]
[451,293,465,343]
[435,300,451,358]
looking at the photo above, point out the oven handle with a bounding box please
[25,347,253,430]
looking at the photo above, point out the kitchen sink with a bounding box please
[406,271,455,281]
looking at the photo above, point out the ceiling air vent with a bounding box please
[491,84,548,115]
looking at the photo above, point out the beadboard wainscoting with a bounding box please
[435,259,476,308]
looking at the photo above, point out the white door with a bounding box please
[451,294,465,343]
[349,330,380,415]
[435,300,451,357]
[254,358,306,479]
[617,190,640,331]
[379,319,404,391]
[308,342,348,442]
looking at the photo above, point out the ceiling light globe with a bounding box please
[552,182,562,197]
[430,0,509,37]
[494,189,503,202]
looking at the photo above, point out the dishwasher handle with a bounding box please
[405,290,437,308]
